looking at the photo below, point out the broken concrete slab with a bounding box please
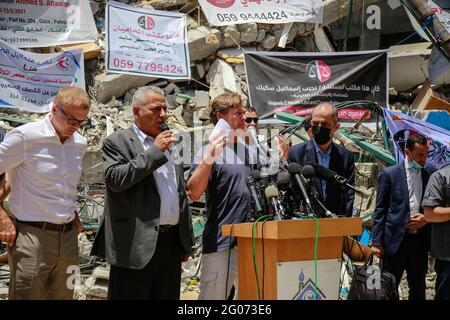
[92,72,156,104]
[206,59,241,100]
[238,23,258,44]
[195,90,210,109]
[188,27,221,62]
[164,82,181,95]
[261,34,276,50]
[220,25,240,47]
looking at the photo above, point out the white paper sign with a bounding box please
[0,39,85,113]
[198,0,323,26]
[0,0,97,48]
[106,1,190,80]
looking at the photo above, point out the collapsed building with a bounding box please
[0,0,449,300]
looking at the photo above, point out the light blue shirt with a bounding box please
[313,139,332,198]
[133,124,180,225]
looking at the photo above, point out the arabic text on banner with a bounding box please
[106,1,190,80]
[0,39,85,113]
[383,108,450,170]
[244,50,388,120]
[198,0,323,26]
[0,0,97,48]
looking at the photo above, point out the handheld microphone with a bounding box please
[160,123,183,147]
[264,185,282,220]
[287,163,313,214]
[160,123,170,132]
[246,175,264,215]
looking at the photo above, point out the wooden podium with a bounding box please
[222,218,362,300]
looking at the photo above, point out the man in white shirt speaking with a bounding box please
[0,87,89,300]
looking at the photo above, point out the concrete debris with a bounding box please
[206,59,242,100]
[220,25,240,47]
[188,27,221,62]
[91,72,157,104]
[237,23,258,44]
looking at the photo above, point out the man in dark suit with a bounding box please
[372,133,433,300]
[92,86,193,300]
[288,103,355,217]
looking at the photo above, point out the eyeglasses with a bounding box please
[245,117,259,124]
[57,106,87,126]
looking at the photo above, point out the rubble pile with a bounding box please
[0,0,448,301]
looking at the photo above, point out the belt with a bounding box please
[155,224,177,232]
[18,220,74,233]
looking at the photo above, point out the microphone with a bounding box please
[250,169,261,181]
[160,122,182,146]
[160,123,170,132]
[276,171,291,192]
[307,163,369,197]
[301,164,338,218]
[246,175,264,215]
[264,185,282,220]
[307,163,347,185]
[287,163,313,214]
[301,164,315,179]
[248,126,270,161]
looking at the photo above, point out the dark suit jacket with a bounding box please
[372,163,433,256]
[288,140,355,217]
[91,127,193,269]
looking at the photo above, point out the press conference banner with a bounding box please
[0,0,97,48]
[106,1,190,80]
[0,39,85,113]
[198,0,323,26]
[244,50,388,119]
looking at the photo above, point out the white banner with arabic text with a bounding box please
[0,0,97,48]
[106,1,190,80]
[198,0,323,26]
[0,39,85,113]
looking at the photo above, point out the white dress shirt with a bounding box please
[405,157,423,214]
[134,124,180,225]
[0,115,87,224]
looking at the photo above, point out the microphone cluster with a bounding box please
[246,162,357,220]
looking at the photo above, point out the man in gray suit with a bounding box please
[92,86,193,299]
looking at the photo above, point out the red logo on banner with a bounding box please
[306,60,331,83]
[57,54,73,70]
[206,0,236,8]
[138,15,155,30]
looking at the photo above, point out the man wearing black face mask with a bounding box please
[287,103,355,217]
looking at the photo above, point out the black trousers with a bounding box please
[108,226,183,300]
[382,231,429,300]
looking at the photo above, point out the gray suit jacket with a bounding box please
[91,127,193,269]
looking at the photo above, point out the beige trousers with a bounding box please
[8,221,78,300]
[198,248,238,300]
